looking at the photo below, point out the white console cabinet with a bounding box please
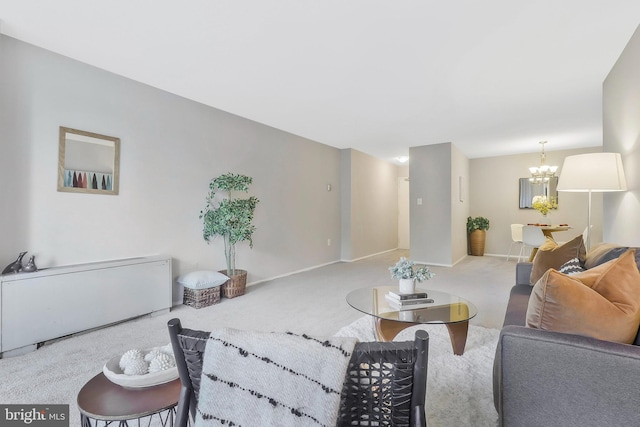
[0,256,172,357]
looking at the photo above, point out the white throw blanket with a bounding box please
[194,328,357,427]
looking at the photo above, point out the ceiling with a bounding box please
[1,1,640,162]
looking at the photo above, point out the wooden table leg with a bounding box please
[445,321,469,355]
[375,318,417,342]
[376,318,470,356]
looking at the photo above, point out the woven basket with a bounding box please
[219,269,247,298]
[183,285,221,309]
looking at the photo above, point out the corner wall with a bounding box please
[603,23,640,245]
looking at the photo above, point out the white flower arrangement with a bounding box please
[389,257,435,282]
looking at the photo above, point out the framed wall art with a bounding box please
[57,127,120,195]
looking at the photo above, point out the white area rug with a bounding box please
[335,316,500,427]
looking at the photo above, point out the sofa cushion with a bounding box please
[526,249,640,344]
[530,235,586,283]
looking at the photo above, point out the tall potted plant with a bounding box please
[467,216,490,256]
[200,173,259,298]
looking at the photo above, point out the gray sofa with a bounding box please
[493,259,640,427]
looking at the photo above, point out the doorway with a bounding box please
[398,177,410,249]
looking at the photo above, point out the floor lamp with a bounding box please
[557,152,627,251]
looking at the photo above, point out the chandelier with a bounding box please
[529,141,557,183]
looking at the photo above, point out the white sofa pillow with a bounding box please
[177,270,229,289]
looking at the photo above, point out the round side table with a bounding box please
[77,372,181,427]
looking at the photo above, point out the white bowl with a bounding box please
[103,351,179,388]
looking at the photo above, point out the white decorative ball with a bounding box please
[119,349,144,370]
[149,353,176,373]
[123,358,149,376]
[144,348,163,362]
[160,343,174,355]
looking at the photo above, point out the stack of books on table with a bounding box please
[385,290,434,310]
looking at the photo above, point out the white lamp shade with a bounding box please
[557,153,627,192]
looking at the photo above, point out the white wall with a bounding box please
[603,24,640,245]
[1,35,396,305]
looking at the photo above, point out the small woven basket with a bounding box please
[183,286,221,309]
[220,269,247,298]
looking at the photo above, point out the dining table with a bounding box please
[526,223,571,261]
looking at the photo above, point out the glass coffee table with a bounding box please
[346,286,478,355]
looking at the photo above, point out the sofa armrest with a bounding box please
[515,262,532,285]
[493,326,640,427]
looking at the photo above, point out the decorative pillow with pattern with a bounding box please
[558,257,585,275]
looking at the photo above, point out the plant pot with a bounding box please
[469,230,486,256]
[398,278,416,294]
[219,269,247,298]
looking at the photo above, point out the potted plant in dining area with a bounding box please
[389,257,435,294]
[200,173,259,298]
[467,216,490,256]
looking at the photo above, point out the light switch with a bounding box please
[417,198,423,205]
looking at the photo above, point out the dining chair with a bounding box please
[167,318,430,427]
[506,224,525,262]
[582,225,593,248]
[522,225,548,261]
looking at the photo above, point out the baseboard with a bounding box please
[485,253,529,261]
[246,248,401,286]
[247,260,341,286]
[340,248,398,263]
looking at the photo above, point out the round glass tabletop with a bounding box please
[346,286,478,324]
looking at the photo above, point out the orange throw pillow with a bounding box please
[530,234,586,284]
[526,249,640,344]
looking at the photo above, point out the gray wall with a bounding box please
[409,143,456,266]
[604,24,640,245]
[0,35,399,303]
[405,142,467,267]
[0,35,29,261]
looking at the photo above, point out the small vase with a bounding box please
[398,278,416,294]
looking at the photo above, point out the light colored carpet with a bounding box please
[336,316,499,427]
[0,250,513,426]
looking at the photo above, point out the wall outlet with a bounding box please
[417,198,423,205]
[327,238,331,246]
